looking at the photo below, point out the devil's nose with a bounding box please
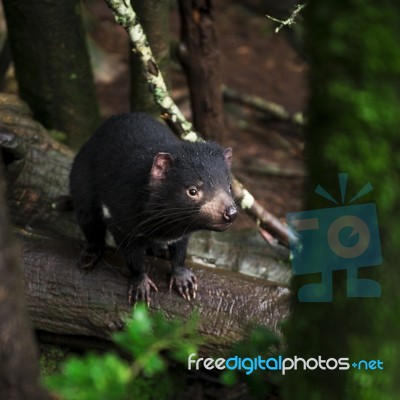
[223,206,238,223]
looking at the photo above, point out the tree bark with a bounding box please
[0,159,48,399]
[177,0,224,142]
[19,229,290,356]
[130,0,171,115]
[2,0,100,150]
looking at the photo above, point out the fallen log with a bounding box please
[0,93,79,238]
[19,229,290,356]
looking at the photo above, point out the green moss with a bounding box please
[48,129,67,142]
[39,344,70,376]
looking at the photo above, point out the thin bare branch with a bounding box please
[266,4,306,33]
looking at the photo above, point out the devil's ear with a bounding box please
[150,152,174,181]
[223,147,232,167]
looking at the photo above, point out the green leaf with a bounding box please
[44,353,131,400]
[221,370,237,386]
[142,353,166,376]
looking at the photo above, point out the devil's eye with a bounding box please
[188,186,198,197]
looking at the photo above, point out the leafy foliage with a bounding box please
[221,326,281,399]
[44,305,200,400]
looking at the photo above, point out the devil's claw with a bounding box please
[128,274,158,306]
[78,248,101,271]
[169,267,197,301]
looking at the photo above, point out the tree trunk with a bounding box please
[2,0,100,150]
[177,0,224,142]
[130,0,171,115]
[283,0,400,398]
[0,159,49,399]
[19,229,290,356]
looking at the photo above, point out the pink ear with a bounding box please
[150,153,174,181]
[223,147,232,167]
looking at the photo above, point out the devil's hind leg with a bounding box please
[75,203,106,270]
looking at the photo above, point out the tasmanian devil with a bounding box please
[69,112,237,305]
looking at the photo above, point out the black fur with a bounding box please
[70,112,237,304]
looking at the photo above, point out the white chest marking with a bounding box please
[155,236,183,245]
[102,204,112,220]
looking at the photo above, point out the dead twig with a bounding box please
[266,4,306,33]
[223,85,305,126]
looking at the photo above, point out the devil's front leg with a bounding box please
[121,237,158,306]
[168,235,197,300]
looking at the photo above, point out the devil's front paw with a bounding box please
[128,273,158,306]
[169,267,198,301]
